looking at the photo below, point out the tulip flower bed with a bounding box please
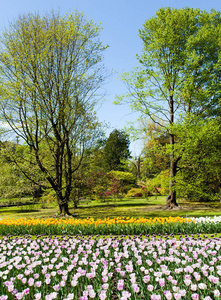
[1,216,221,236]
[0,234,221,300]
[0,217,197,236]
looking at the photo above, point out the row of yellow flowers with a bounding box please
[0,216,193,227]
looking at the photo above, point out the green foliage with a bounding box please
[171,116,221,201]
[125,188,144,198]
[102,129,131,171]
[117,7,221,119]
[0,11,107,214]
[138,7,221,117]
[140,121,170,179]
[0,142,44,199]
[109,170,135,183]
[139,170,170,196]
[108,170,136,196]
[116,7,221,206]
[149,170,170,195]
[82,171,123,201]
[41,190,56,205]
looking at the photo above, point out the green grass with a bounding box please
[1,233,220,241]
[1,195,221,220]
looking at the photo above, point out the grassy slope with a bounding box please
[0,195,221,219]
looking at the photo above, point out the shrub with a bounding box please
[109,171,136,184]
[125,188,144,198]
[139,170,169,196]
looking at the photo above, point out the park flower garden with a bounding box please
[0,216,194,236]
[0,216,221,236]
[1,4,221,300]
[0,216,221,299]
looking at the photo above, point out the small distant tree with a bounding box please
[84,171,121,201]
[102,129,131,171]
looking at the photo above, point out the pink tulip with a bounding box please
[88,289,96,298]
[53,285,60,292]
[159,278,165,287]
[164,291,172,300]
[214,290,221,297]
[150,295,161,300]
[147,284,154,292]
[28,278,34,286]
[143,275,150,283]
[132,283,140,293]
[117,279,124,291]
[102,283,109,290]
[15,293,24,300]
[99,290,107,300]
[173,293,182,300]
[34,293,41,300]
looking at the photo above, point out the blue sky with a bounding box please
[1,0,221,155]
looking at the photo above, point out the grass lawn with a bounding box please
[0,195,221,220]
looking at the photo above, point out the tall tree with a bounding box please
[116,7,221,208]
[0,11,107,215]
[102,129,131,171]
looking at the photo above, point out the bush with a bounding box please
[139,170,170,196]
[125,188,144,198]
[109,171,136,184]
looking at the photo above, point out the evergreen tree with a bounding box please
[103,129,131,171]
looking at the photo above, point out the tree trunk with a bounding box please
[59,202,72,216]
[57,190,72,216]
[137,156,141,179]
[166,95,178,208]
[166,133,178,208]
[220,190,221,209]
